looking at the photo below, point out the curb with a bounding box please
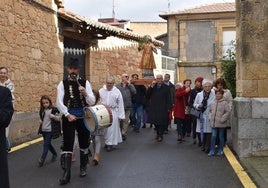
[9,137,43,153]
[224,145,257,188]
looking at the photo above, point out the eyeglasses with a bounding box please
[124,75,129,79]
[106,82,114,84]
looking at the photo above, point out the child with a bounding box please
[38,95,61,167]
[208,90,231,156]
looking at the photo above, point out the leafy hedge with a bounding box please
[221,41,236,98]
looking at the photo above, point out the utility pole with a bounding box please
[112,0,115,18]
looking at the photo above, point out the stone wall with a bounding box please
[232,98,268,157]
[89,45,143,90]
[0,0,63,112]
[0,0,64,145]
[233,0,268,157]
[236,0,268,98]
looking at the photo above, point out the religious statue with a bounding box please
[138,35,157,78]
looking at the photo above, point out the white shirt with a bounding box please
[56,80,95,117]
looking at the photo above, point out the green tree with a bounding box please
[221,40,236,97]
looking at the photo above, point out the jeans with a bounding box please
[130,103,143,129]
[210,128,225,152]
[41,132,57,161]
[175,118,186,137]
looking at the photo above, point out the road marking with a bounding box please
[224,146,257,188]
[8,136,257,188]
[9,137,43,153]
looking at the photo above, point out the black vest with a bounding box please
[63,78,86,108]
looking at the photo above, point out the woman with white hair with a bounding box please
[193,79,215,153]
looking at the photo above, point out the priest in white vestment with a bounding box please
[99,76,125,151]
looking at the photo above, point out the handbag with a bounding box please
[190,107,201,118]
[184,106,190,115]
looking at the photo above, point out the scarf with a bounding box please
[201,91,210,113]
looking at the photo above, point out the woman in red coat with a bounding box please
[173,79,191,142]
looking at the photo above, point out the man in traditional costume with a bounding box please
[99,76,125,151]
[56,58,95,185]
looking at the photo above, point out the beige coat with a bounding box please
[209,98,231,128]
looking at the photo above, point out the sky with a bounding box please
[64,0,235,22]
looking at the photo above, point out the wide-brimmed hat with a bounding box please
[67,58,80,69]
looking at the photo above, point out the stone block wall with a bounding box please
[236,0,268,97]
[233,0,268,157]
[232,98,268,157]
[89,45,143,90]
[0,0,63,145]
[0,1,63,112]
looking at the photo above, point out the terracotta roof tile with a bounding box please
[58,8,164,47]
[160,3,235,17]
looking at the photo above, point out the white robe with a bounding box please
[99,85,125,145]
[194,90,215,133]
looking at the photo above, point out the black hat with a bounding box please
[67,58,80,69]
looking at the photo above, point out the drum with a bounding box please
[84,104,113,132]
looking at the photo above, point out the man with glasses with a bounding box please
[116,73,136,141]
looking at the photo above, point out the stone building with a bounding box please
[233,0,268,157]
[0,0,163,145]
[159,3,236,83]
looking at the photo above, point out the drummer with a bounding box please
[56,58,95,185]
[99,76,125,152]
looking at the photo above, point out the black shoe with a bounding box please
[134,128,140,133]
[106,145,113,152]
[59,153,72,185]
[93,159,99,166]
[38,159,44,167]
[122,135,126,141]
[51,155,57,162]
[142,124,146,128]
[80,167,87,177]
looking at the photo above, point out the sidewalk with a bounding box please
[225,129,268,188]
[240,156,268,188]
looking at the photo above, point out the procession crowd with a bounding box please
[0,58,232,187]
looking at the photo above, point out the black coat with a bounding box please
[147,83,172,125]
[0,86,14,188]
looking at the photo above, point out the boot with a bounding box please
[93,153,100,166]
[59,152,72,185]
[80,149,89,177]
